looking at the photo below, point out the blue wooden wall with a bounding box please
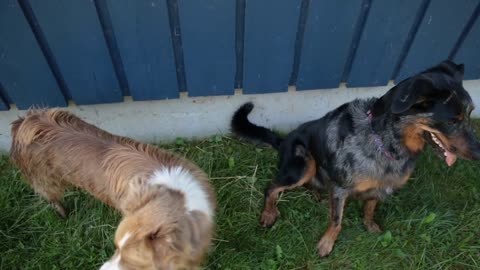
[0,0,479,111]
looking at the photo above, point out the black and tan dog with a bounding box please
[231,60,480,257]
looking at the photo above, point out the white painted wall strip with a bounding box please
[1,80,479,152]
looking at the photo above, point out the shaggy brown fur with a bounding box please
[10,109,216,270]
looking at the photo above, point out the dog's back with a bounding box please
[10,109,203,209]
[11,109,136,148]
[10,109,123,208]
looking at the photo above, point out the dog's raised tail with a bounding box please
[231,102,283,150]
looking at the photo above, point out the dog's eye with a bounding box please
[447,119,459,125]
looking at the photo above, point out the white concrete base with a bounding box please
[1,80,480,152]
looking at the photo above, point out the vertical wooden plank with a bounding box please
[340,0,371,83]
[167,0,187,92]
[0,83,10,111]
[95,0,130,96]
[243,0,301,94]
[0,0,66,109]
[178,0,236,96]
[104,0,178,100]
[235,0,246,89]
[297,0,363,90]
[289,0,310,86]
[29,0,122,105]
[0,99,8,111]
[396,0,478,81]
[453,8,480,80]
[347,1,424,87]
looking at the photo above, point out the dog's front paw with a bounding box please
[364,221,382,233]
[260,209,279,228]
[317,237,335,257]
[51,201,68,218]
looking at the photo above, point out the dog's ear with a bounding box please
[455,63,465,74]
[140,214,177,242]
[116,200,178,242]
[148,223,176,241]
[391,77,434,114]
[454,63,465,81]
[440,60,465,81]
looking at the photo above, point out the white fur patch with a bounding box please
[150,166,212,218]
[99,233,130,270]
[118,232,131,248]
[100,254,121,270]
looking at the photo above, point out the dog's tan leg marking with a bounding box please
[317,224,342,257]
[317,190,346,257]
[363,199,382,233]
[260,186,282,228]
[260,158,316,228]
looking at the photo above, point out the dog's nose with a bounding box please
[466,129,480,160]
[469,142,480,160]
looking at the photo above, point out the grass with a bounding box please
[1,125,480,269]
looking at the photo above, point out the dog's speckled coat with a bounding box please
[232,60,480,257]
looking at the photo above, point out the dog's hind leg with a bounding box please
[363,199,382,233]
[260,156,316,228]
[317,187,348,257]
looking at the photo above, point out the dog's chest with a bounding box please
[346,157,415,198]
[353,175,409,193]
[350,164,414,199]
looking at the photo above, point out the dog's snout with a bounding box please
[468,142,480,160]
[464,129,480,160]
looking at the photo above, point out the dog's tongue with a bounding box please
[445,150,457,167]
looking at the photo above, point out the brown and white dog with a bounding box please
[10,109,216,270]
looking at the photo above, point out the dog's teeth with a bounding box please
[430,133,445,149]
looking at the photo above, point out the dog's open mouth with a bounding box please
[430,133,457,166]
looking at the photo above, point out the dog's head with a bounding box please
[374,60,480,166]
[100,199,212,270]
